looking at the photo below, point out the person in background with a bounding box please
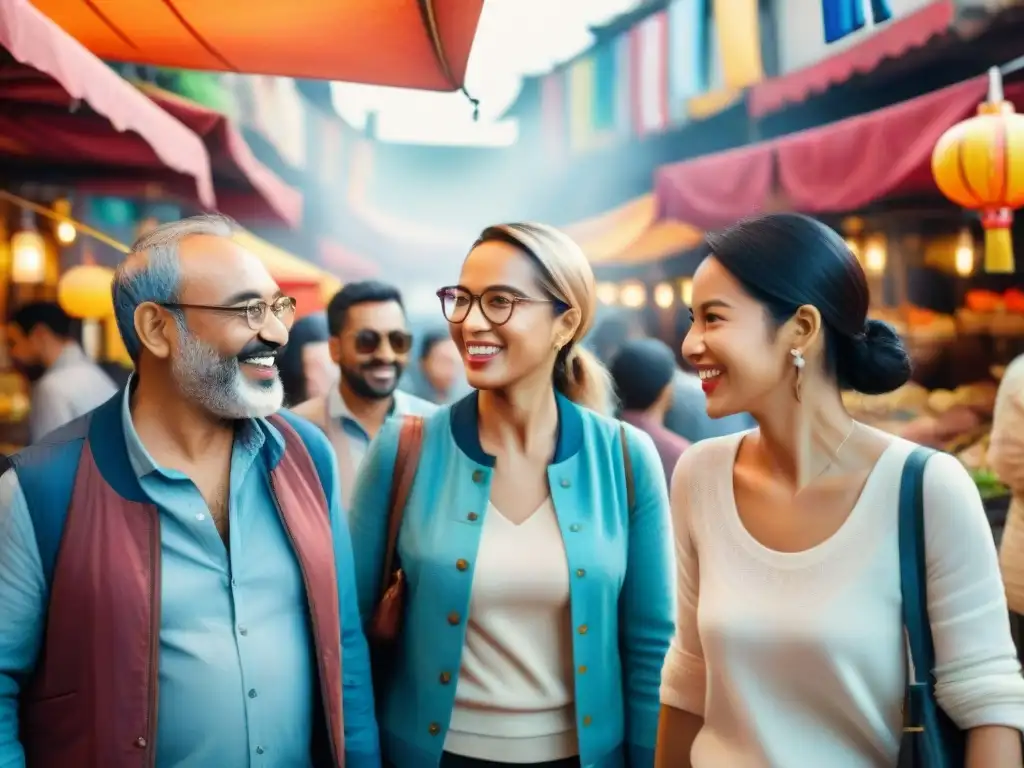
[291,281,435,509]
[610,338,690,482]
[656,213,1024,768]
[278,312,336,406]
[407,328,467,405]
[350,222,674,768]
[8,301,117,442]
[587,310,754,443]
[992,355,1024,646]
[0,215,379,767]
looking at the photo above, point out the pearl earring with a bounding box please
[790,348,805,369]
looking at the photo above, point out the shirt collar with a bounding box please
[328,384,411,422]
[51,343,89,371]
[120,374,285,480]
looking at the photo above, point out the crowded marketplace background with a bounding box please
[1,0,1020,515]
[3,1,1024,767]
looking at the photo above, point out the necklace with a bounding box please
[805,420,858,486]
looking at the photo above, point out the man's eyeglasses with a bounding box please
[160,296,297,331]
[436,286,563,327]
[351,329,413,355]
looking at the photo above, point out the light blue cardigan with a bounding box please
[348,391,676,768]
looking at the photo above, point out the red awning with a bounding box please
[776,76,996,212]
[654,143,776,230]
[0,0,214,206]
[29,0,483,92]
[749,0,957,118]
[655,74,1019,226]
[140,86,302,229]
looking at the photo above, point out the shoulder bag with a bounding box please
[897,446,966,768]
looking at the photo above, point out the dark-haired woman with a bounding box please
[350,223,674,767]
[655,213,1024,768]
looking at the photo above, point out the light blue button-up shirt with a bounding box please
[0,385,380,767]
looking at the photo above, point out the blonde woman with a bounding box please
[349,223,675,768]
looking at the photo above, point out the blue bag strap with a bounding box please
[899,445,937,728]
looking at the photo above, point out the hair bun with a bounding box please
[836,319,911,395]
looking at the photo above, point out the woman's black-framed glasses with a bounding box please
[160,296,297,331]
[436,286,560,327]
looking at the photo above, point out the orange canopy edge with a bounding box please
[30,0,484,91]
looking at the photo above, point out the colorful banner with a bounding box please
[822,0,893,43]
[667,0,708,124]
[635,11,669,136]
[568,56,596,153]
[713,0,764,89]
[540,71,567,159]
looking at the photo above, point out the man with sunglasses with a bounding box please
[291,281,436,510]
[0,215,379,768]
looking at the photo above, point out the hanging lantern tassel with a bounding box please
[981,207,1014,273]
[932,66,1024,274]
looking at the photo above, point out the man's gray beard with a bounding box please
[171,330,283,420]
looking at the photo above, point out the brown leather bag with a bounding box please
[368,415,424,643]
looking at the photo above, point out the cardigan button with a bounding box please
[578,665,588,674]
[559,477,571,488]
[575,568,586,578]
[467,511,479,521]
[582,715,593,727]
[569,523,581,533]
[134,737,147,749]
[578,624,588,635]
[447,611,461,626]
[439,671,452,684]
[428,722,441,736]
[472,469,486,484]
[456,559,469,571]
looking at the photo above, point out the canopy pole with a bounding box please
[415,0,480,121]
[0,189,130,254]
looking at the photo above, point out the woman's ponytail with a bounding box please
[553,343,616,416]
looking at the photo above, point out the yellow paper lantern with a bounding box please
[58,264,115,319]
[932,68,1024,273]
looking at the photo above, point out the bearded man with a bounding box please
[291,281,435,511]
[0,215,379,767]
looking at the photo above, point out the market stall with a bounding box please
[654,71,1024,514]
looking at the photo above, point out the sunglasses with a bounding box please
[352,329,413,355]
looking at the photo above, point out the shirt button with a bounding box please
[248,689,258,698]
[255,746,265,755]
[428,722,441,736]
[578,624,588,635]
[467,512,479,522]
[134,737,147,749]
[447,611,461,626]
[560,478,571,488]
[583,715,593,727]
[195,513,205,522]
[230,579,238,588]
[439,671,452,684]
[576,568,586,578]
[455,559,469,571]
[239,626,248,636]
[472,469,485,484]
[578,665,588,674]
[569,524,581,533]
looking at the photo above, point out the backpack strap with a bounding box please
[379,416,425,599]
[619,423,635,516]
